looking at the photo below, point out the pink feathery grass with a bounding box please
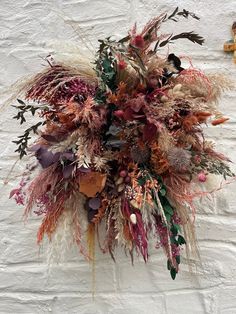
[122,199,148,261]
[37,192,66,243]
[178,67,212,99]
[24,164,60,219]
[26,65,97,106]
[9,178,28,205]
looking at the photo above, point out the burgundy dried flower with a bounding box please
[132,35,145,48]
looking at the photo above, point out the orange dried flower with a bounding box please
[211,117,229,126]
[150,143,170,174]
[92,198,109,224]
[182,115,198,131]
[194,111,212,123]
[107,93,117,104]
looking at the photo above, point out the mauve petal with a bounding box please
[9,189,18,198]
[37,150,55,168]
[123,108,134,120]
[52,152,61,162]
[61,152,75,161]
[28,144,43,152]
[63,164,74,179]
[129,96,145,112]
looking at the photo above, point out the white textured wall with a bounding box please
[0,1,236,313]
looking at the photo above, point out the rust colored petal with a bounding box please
[79,172,107,197]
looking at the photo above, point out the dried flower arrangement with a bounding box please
[10,8,235,280]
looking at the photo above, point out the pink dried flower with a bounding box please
[132,35,145,48]
[9,178,27,205]
[26,66,96,106]
[198,171,207,182]
[118,59,127,70]
[193,155,201,165]
[113,110,124,119]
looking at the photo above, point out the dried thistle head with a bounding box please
[167,147,192,172]
[130,144,150,164]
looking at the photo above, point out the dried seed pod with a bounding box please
[119,170,127,177]
[117,183,125,192]
[173,91,185,98]
[130,213,137,224]
[173,83,182,93]
[161,95,169,102]
[115,177,124,185]
[130,200,140,209]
